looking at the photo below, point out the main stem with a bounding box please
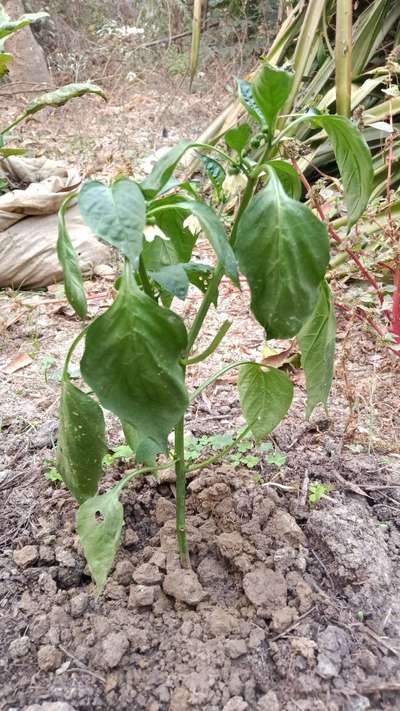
[174,416,191,568]
[335,0,352,117]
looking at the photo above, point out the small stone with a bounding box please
[248,627,265,649]
[291,637,317,664]
[317,625,350,679]
[217,532,244,560]
[114,560,134,585]
[104,581,126,600]
[197,555,226,585]
[163,569,206,605]
[149,550,166,570]
[207,608,237,637]
[133,563,162,585]
[225,639,247,659]
[155,497,176,524]
[124,528,139,547]
[270,606,298,633]
[55,548,76,567]
[295,580,314,613]
[37,644,63,671]
[24,704,77,711]
[57,566,82,589]
[243,567,287,612]
[355,648,377,673]
[38,572,57,596]
[102,631,129,669]
[128,584,157,608]
[39,545,55,564]
[257,691,280,711]
[229,672,243,696]
[70,593,89,618]
[267,511,306,546]
[223,697,248,711]
[9,636,30,659]
[13,545,39,568]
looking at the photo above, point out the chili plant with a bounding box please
[57,62,373,592]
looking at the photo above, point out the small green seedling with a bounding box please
[103,445,135,467]
[308,481,334,505]
[44,464,63,484]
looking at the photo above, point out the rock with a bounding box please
[57,566,83,589]
[267,511,306,546]
[217,532,244,560]
[133,563,162,585]
[196,482,231,512]
[270,606,298,633]
[24,704,77,711]
[317,625,350,679]
[346,697,370,711]
[114,560,134,585]
[38,572,57,596]
[149,550,166,570]
[13,545,39,568]
[37,644,63,671]
[223,697,248,711]
[9,636,30,659]
[128,584,157,608]
[295,580,314,613]
[197,555,226,585]
[163,569,206,605]
[39,545,55,564]
[207,608,237,637]
[104,581,126,600]
[102,631,129,669]
[355,648,377,673]
[225,639,247,659]
[155,497,176,524]
[243,567,287,612]
[248,627,265,649]
[70,593,89,618]
[55,548,76,567]
[291,637,317,664]
[124,528,139,547]
[257,691,280,711]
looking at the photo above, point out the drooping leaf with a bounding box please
[309,114,373,228]
[0,11,48,40]
[198,153,226,195]
[141,140,192,199]
[57,382,107,504]
[252,62,294,130]
[80,267,188,462]
[79,178,146,268]
[235,168,329,338]
[57,194,87,319]
[172,201,239,286]
[266,159,302,200]
[149,263,190,300]
[224,123,252,154]
[297,280,336,418]
[238,363,293,440]
[238,79,264,124]
[76,484,124,593]
[21,82,106,118]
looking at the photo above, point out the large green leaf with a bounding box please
[141,140,192,198]
[80,267,188,462]
[297,280,336,419]
[79,178,146,268]
[235,168,330,338]
[57,382,107,504]
[266,159,302,200]
[252,62,293,131]
[309,114,373,229]
[172,201,239,286]
[238,364,293,440]
[0,11,48,40]
[76,484,124,593]
[22,82,105,118]
[224,123,252,154]
[57,195,87,319]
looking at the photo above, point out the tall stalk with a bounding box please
[174,416,191,568]
[335,0,353,116]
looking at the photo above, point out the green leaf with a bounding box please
[172,201,239,286]
[297,280,336,419]
[183,262,214,296]
[76,484,124,593]
[150,198,197,263]
[0,11,48,40]
[238,79,264,124]
[198,153,226,195]
[224,123,252,154]
[265,160,302,200]
[21,82,106,118]
[0,146,26,157]
[79,178,146,268]
[0,52,13,76]
[80,267,188,462]
[141,140,192,198]
[57,382,107,504]
[57,195,87,319]
[309,114,373,229]
[238,364,293,440]
[235,168,330,338]
[252,62,294,130]
[149,263,189,300]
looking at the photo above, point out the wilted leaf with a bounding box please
[57,194,87,319]
[22,82,105,118]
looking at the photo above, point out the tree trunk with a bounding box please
[4,0,53,87]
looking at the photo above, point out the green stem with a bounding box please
[62,327,88,381]
[189,359,254,402]
[335,0,353,117]
[184,319,231,365]
[138,255,156,299]
[174,417,191,569]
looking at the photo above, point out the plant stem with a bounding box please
[174,417,191,569]
[138,255,155,300]
[335,0,353,117]
[184,319,231,365]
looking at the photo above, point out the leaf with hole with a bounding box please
[79,178,146,268]
[56,382,107,504]
[57,194,87,319]
[235,168,330,338]
[297,280,336,418]
[238,363,294,441]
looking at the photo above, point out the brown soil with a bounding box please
[1,68,400,711]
